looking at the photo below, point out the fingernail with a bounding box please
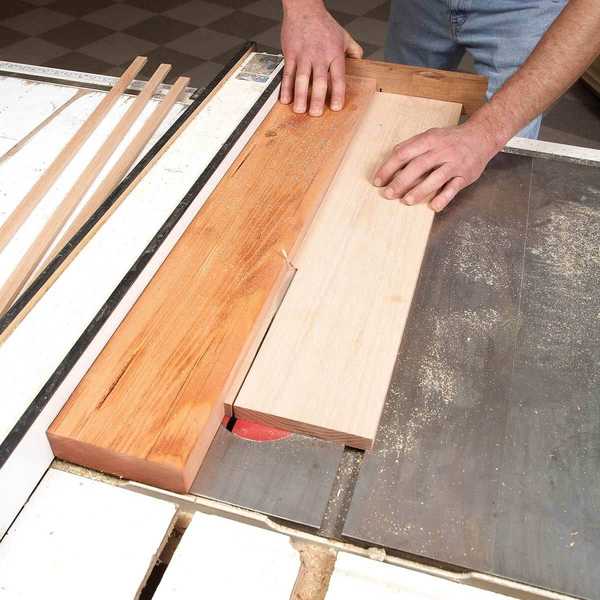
[384,187,395,199]
[309,109,323,117]
[331,102,342,111]
[373,177,382,187]
[403,195,413,205]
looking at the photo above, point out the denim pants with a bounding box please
[385,0,567,138]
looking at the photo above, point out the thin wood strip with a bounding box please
[0,56,147,255]
[0,48,253,345]
[29,75,189,285]
[233,93,462,449]
[0,63,171,315]
[0,89,89,165]
[48,76,376,493]
[346,57,487,115]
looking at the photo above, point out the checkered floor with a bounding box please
[0,0,389,88]
[1,0,598,148]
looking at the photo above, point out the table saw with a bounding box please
[0,45,599,600]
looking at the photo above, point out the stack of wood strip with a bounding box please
[0,56,190,316]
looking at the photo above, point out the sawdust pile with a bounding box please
[291,540,336,600]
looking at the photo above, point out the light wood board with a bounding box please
[233,93,461,448]
[0,55,272,538]
[48,76,375,492]
[0,468,177,600]
[327,553,511,599]
[154,513,299,599]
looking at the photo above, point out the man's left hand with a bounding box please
[373,121,501,212]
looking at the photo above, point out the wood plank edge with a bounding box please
[232,406,373,450]
[223,263,296,418]
[47,431,197,493]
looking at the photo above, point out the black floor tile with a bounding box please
[127,0,190,12]
[207,0,258,9]
[0,24,27,47]
[135,45,205,82]
[43,50,113,73]
[41,20,113,50]
[0,0,31,20]
[46,0,115,18]
[205,10,277,39]
[329,10,359,26]
[125,14,197,45]
[364,0,390,21]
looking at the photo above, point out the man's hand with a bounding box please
[281,0,363,117]
[373,120,503,212]
[374,0,600,212]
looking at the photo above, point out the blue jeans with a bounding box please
[385,0,567,138]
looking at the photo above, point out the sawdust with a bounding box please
[525,199,600,372]
[291,540,336,600]
[375,305,502,459]
[444,216,512,288]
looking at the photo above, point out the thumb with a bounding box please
[344,31,363,59]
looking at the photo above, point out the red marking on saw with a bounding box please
[232,419,291,442]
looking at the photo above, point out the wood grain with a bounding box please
[0,63,170,315]
[30,75,190,284]
[47,76,375,492]
[233,93,461,449]
[346,57,487,115]
[0,56,146,255]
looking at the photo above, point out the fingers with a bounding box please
[329,58,346,111]
[373,133,433,188]
[400,164,453,205]
[309,66,329,116]
[285,29,361,115]
[383,153,438,199]
[280,59,296,104]
[293,61,311,113]
[344,32,363,59]
[430,177,465,212]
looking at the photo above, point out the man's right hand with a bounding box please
[280,0,363,117]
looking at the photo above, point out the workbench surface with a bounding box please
[1,62,599,600]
